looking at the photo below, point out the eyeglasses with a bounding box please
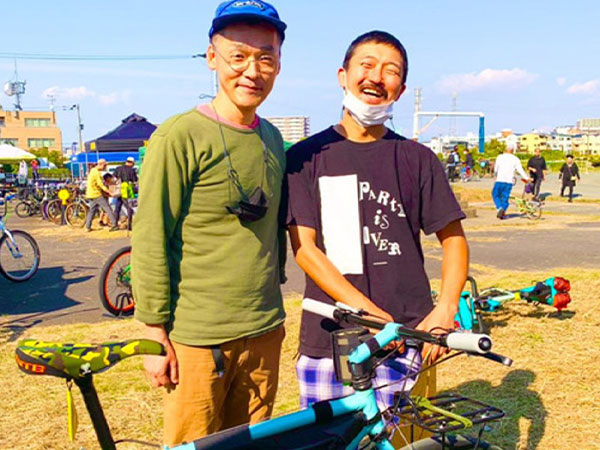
[213,46,279,75]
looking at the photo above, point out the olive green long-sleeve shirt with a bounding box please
[132,109,286,346]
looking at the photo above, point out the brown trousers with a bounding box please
[163,326,284,447]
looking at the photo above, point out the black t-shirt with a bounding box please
[527,156,547,180]
[114,165,138,183]
[286,127,466,358]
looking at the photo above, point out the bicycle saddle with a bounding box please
[15,339,165,379]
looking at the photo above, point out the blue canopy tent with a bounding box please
[72,113,155,177]
[69,151,140,178]
[85,113,156,153]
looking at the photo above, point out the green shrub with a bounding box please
[37,168,70,179]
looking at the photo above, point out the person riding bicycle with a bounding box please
[131,1,288,446]
[286,30,469,409]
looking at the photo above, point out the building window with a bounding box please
[25,118,52,127]
[28,138,55,148]
[0,138,18,146]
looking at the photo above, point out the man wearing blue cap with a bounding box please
[131,0,287,445]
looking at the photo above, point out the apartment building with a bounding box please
[0,107,62,152]
[547,133,573,153]
[572,134,600,155]
[266,116,310,143]
[519,133,549,153]
[577,118,600,133]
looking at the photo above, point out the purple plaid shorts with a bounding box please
[296,347,421,409]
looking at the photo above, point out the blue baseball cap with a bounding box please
[209,0,286,41]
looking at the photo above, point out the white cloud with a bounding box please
[556,77,567,86]
[436,68,539,93]
[566,79,600,95]
[42,85,96,101]
[41,85,132,106]
[98,90,132,105]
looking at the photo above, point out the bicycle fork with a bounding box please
[2,230,23,259]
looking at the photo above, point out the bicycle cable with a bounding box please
[373,352,463,393]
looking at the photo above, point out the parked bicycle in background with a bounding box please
[0,196,40,282]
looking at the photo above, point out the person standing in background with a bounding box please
[84,159,118,232]
[113,156,138,230]
[559,154,580,202]
[527,148,547,201]
[31,159,39,181]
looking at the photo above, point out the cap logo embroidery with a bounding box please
[232,1,265,10]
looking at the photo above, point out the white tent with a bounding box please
[0,144,36,164]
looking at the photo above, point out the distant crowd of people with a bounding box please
[84,157,138,232]
[491,141,582,219]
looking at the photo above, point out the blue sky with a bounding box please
[1,0,599,147]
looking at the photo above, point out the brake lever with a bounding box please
[477,351,513,367]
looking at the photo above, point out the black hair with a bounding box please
[342,30,408,84]
[566,154,574,158]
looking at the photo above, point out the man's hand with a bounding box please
[416,301,458,363]
[143,324,179,388]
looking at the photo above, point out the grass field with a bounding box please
[1,266,599,449]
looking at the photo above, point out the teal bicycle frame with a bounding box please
[455,276,572,332]
[171,322,403,449]
[171,301,509,450]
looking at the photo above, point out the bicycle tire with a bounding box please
[525,202,542,220]
[66,202,88,228]
[46,199,63,224]
[15,202,32,218]
[98,246,135,316]
[0,230,41,282]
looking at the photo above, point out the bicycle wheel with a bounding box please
[15,202,32,218]
[525,201,542,220]
[46,199,63,224]
[66,202,88,228]
[0,230,41,282]
[98,246,135,316]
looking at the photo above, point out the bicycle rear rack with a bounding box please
[391,393,504,434]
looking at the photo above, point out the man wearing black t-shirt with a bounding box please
[286,31,468,409]
[113,157,138,230]
[527,148,547,200]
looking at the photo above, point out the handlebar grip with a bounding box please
[445,332,492,354]
[302,298,337,320]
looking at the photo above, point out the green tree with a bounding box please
[29,147,66,169]
[480,138,506,158]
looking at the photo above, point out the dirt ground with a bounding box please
[2,193,599,331]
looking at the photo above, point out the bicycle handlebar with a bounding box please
[303,298,494,355]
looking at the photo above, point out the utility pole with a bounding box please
[413,88,422,140]
[71,104,87,175]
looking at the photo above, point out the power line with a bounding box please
[0,52,202,61]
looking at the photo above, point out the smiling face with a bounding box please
[338,41,406,106]
[207,22,281,113]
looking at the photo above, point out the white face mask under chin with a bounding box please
[342,90,394,128]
